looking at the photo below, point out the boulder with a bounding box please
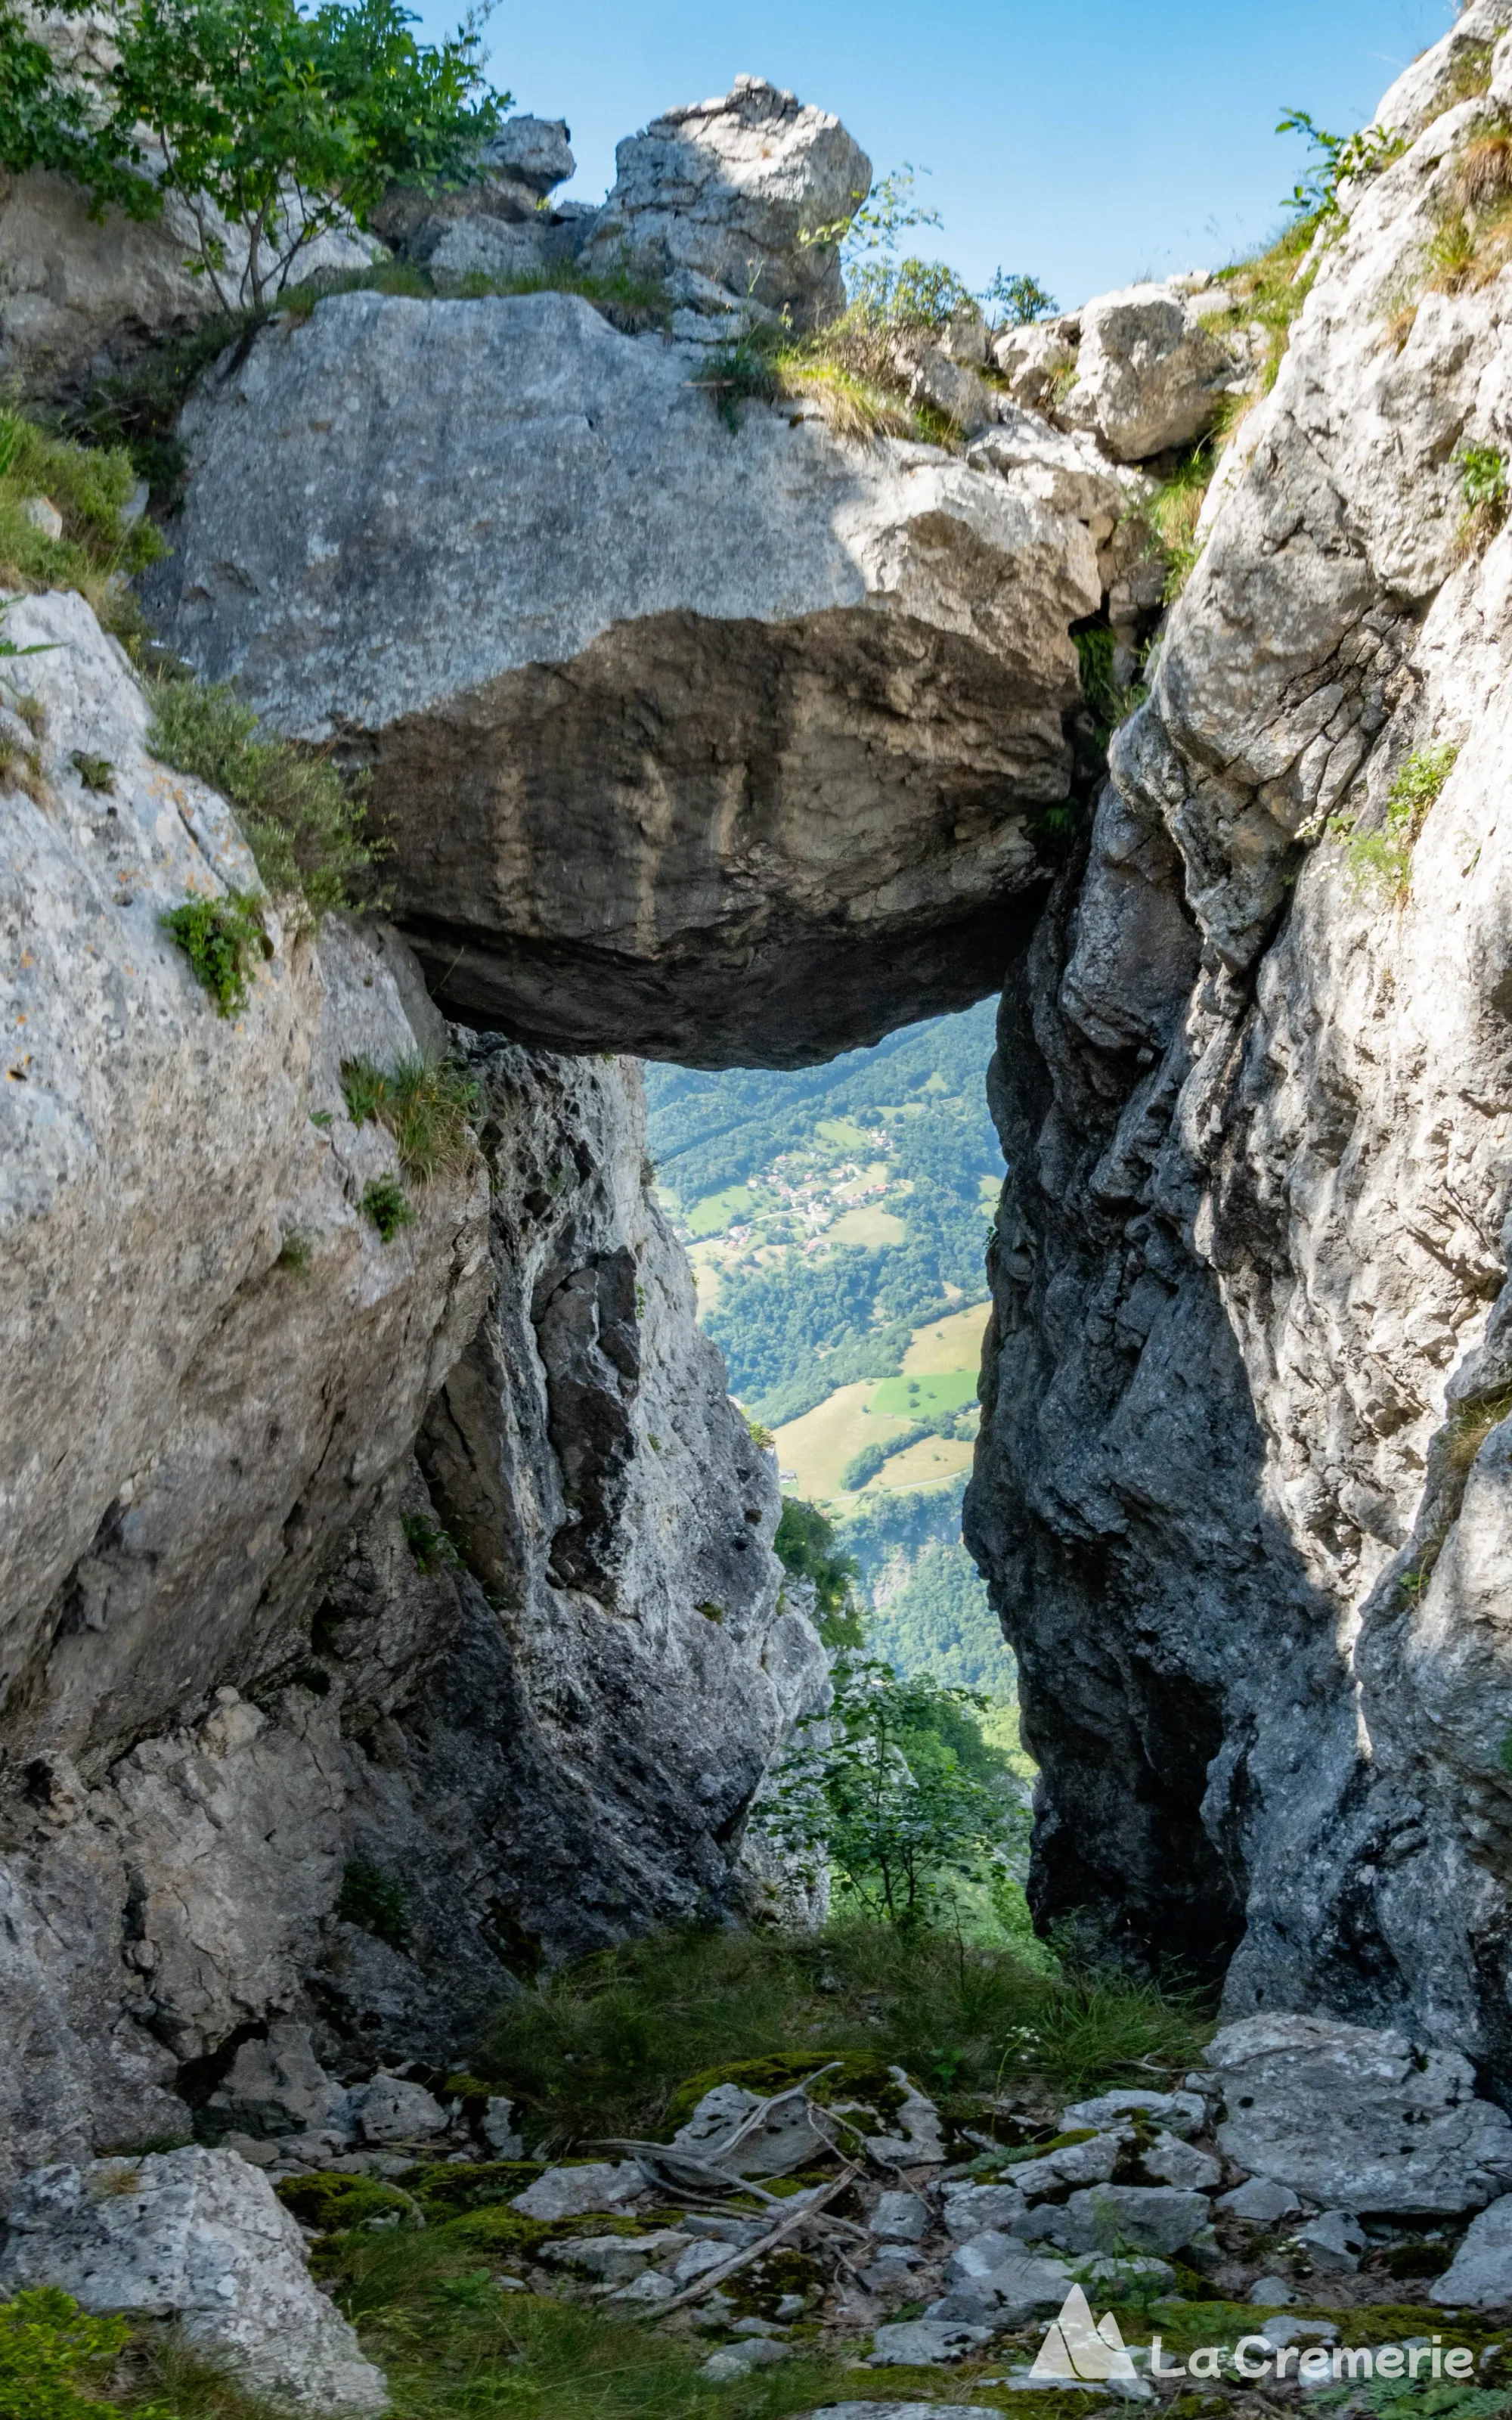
[839,2070,945,2166]
[206,2021,346,2140]
[942,2181,1030,2238]
[1136,2133,1222,2192]
[345,2074,450,2144]
[1061,281,1239,461]
[508,2161,643,2220]
[1018,2185,1210,2256]
[480,115,575,194]
[1431,2192,1512,2307]
[703,2337,792,2378]
[872,2318,995,2364]
[872,2189,929,2242]
[0,2149,386,2412]
[576,74,868,327]
[992,317,1080,411]
[1294,2210,1365,2271]
[671,2079,829,2176]
[1208,2015,1512,2214]
[150,287,1101,1066]
[479,2097,524,2158]
[1060,2090,1207,2140]
[1217,2177,1300,2223]
[1008,2132,1122,2198]
[543,2229,687,2282]
[943,2237,1072,2321]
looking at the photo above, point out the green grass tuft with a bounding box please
[0,2288,128,2419]
[360,1174,416,1242]
[1328,742,1459,898]
[470,1918,1209,2153]
[160,893,269,1017]
[335,1857,411,1948]
[147,680,384,925]
[340,1052,481,1184]
[0,409,163,649]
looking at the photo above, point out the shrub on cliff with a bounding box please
[0,2288,127,2420]
[147,678,385,923]
[2,0,508,312]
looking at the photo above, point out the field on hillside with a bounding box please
[644,1010,1010,1707]
[643,1002,1002,1439]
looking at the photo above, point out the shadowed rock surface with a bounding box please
[966,0,1512,2086]
[147,287,1108,1067]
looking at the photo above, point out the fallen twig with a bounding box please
[653,2160,863,2314]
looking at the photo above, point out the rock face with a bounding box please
[147,287,1111,1066]
[0,591,823,2184]
[1209,2015,1512,2214]
[0,163,378,401]
[577,75,868,327]
[0,2149,386,2412]
[965,0,1512,2080]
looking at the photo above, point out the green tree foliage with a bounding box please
[757,1655,1027,1931]
[774,1497,863,1646]
[0,8,153,213]
[3,0,507,312]
[981,268,1058,325]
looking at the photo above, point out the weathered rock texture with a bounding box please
[147,287,1119,1066]
[0,593,822,2185]
[576,74,868,328]
[966,0,1512,2085]
[0,2149,386,2412]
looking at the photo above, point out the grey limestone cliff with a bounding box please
[0,592,823,2185]
[967,0,1512,2082]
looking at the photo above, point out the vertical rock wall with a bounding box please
[968,1,1512,2080]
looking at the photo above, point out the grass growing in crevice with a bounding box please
[690,309,974,446]
[0,407,162,644]
[147,680,386,926]
[1443,1382,1512,1477]
[471,1919,1210,2154]
[1210,212,1328,391]
[1328,742,1459,898]
[340,1053,481,1184]
[1456,442,1510,554]
[1136,442,1216,601]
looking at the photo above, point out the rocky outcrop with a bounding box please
[1,592,823,2184]
[147,286,1118,1066]
[0,166,379,402]
[967,0,1512,2080]
[0,2149,386,2412]
[575,74,868,329]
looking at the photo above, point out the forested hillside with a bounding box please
[645,1003,1016,1709]
[643,1001,1002,1427]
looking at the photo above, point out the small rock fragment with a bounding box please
[1433,2192,1512,2307]
[1219,2176,1301,2223]
[872,2317,995,2364]
[508,2161,643,2220]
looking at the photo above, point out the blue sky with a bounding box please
[416,0,1457,309]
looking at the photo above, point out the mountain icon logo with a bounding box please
[1030,2284,1139,2381]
